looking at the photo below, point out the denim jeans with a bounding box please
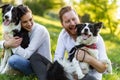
[8,54,33,75]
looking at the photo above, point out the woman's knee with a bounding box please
[8,55,21,67]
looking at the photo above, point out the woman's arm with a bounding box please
[4,36,22,48]
[3,32,22,48]
[12,25,48,59]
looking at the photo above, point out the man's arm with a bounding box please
[85,53,107,73]
[77,35,108,73]
[77,49,107,73]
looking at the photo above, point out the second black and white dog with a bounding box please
[47,22,112,80]
[0,4,29,74]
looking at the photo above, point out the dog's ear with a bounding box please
[11,6,21,25]
[0,4,10,13]
[46,62,56,80]
[95,22,103,29]
[93,22,103,36]
[0,4,10,8]
[47,61,69,80]
[47,62,53,71]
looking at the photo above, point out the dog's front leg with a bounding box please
[0,49,10,73]
[0,49,12,74]
[72,58,85,79]
[1,62,12,74]
[80,62,89,74]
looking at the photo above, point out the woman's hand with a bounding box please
[4,36,23,48]
[3,32,11,40]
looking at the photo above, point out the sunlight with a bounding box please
[116,8,120,19]
[64,0,80,5]
[64,0,72,5]
[116,0,120,19]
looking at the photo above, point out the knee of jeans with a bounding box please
[8,55,19,67]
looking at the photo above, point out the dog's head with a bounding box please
[0,4,20,26]
[47,61,69,80]
[76,22,103,45]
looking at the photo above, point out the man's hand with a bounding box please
[76,49,107,73]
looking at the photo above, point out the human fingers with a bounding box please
[76,49,85,61]
[14,36,21,39]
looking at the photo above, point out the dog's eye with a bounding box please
[6,7,11,11]
[83,24,86,27]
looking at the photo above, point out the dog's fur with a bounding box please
[47,22,112,80]
[0,4,29,74]
[71,22,103,77]
[74,22,112,75]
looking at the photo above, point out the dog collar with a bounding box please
[85,44,97,49]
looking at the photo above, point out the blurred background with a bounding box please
[0,0,120,80]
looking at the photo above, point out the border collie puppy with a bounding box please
[71,22,103,75]
[47,22,112,80]
[0,4,29,74]
[69,22,112,78]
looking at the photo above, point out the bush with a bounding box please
[25,0,55,16]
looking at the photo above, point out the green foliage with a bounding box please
[0,74,37,80]
[0,13,119,80]
[0,2,120,79]
[100,32,120,80]
[24,0,64,16]
[74,0,119,34]
[0,10,2,24]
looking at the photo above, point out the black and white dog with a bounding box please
[47,22,112,80]
[0,4,29,74]
[73,22,112,76]
[69,22,103,78]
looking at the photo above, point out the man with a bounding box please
[3,4,52,80]
[54,6,111,80]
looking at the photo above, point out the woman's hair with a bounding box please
[59,6,76,22]
[17,4,32,18]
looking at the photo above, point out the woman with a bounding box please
[3,4,52,80]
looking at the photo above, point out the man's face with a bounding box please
[21,12,33,31]
[62,10,80,36]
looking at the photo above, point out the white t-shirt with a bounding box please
[54,29,109,80]
[12,22,52,62]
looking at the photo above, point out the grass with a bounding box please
[0,14,120,80]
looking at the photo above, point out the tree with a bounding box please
[24,0,65,16]
[73,0,118,34]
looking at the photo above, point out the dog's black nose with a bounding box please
[84,28,88,32]
[4,15,9,19]
[84,28,88,35]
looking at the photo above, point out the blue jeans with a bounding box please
[8,54,33,75]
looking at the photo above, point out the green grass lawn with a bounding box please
[0,14,120,80]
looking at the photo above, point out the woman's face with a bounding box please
[62,10,80,37]
[20,12,33,31]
